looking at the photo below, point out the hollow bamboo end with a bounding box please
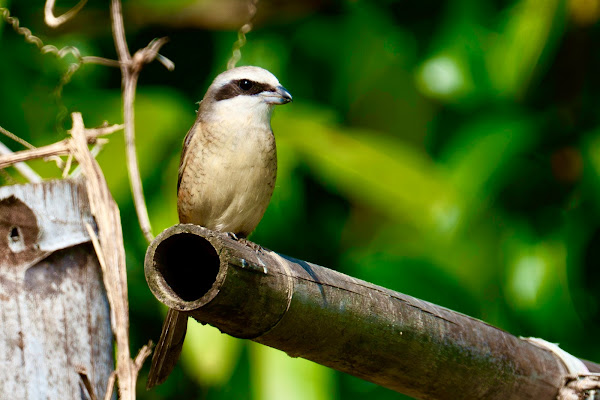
[144,224,223,311]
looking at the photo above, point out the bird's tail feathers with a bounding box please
[146,308,188,389]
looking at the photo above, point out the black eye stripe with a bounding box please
[214,80,276,101]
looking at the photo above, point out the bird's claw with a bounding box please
[226,232,240,241]
[225,232,264,253]
[239,237,264,253]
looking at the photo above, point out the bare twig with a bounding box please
[133,342,153,373]
[70,139,109,178]
[69,112,133,400]
[132,38,174,72]
[84,123,124,137]
[0,123,120,170]
[0,140,71,168]
[122,66,152,244]
[103,372,117,400]
[0,124,65,169]
[110,0,149,242]
[110,0,131,64]
[81,56,121,68]
[0,125,42,181]
[1,7,119,69]
[110,0,174,244]
[77,366,98,400]
[0,142,42,183]
[44,0,88,28]
[0,125,35,150]
[62,154,74,178]
[227,0,260,69]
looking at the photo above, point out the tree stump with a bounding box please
[0,179,113,399]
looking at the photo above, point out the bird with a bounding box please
[147,66,292,388]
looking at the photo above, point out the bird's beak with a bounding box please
[261,86,293,105]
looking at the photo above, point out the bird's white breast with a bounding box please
[177,98,277,236]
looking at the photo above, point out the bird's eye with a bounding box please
[239,79,253,91]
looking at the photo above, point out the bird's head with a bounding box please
[200,66,292,124]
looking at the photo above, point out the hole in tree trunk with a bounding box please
[9,226,19,242]
[7,226,25,253]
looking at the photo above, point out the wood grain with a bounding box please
[0,179,113,400]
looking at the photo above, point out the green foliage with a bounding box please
[1,0,600,399]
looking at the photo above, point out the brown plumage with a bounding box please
[148,66,292,388]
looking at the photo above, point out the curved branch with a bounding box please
[110,0,174,244]
[110,0,131,63]
[0,142,42,182]
[44,0,88,28]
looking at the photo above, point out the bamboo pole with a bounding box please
[145,224,599,400]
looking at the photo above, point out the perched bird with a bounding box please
[147,66,292,388]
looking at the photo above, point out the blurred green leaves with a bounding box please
[273,104,455,236]
[182,323,242,386]
[486,0,566,98]
[249,344,336,400]
[417,54,474,101]
[441,112,536,226]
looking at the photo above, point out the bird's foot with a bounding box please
[224,232,263,252]
[239,237,264,253]
[225,231,240,241]
[224,233,266,272]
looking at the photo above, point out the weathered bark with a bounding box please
[145,223,600,400]
[0,179,113,399]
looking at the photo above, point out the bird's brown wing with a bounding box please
[177,118,201,194]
